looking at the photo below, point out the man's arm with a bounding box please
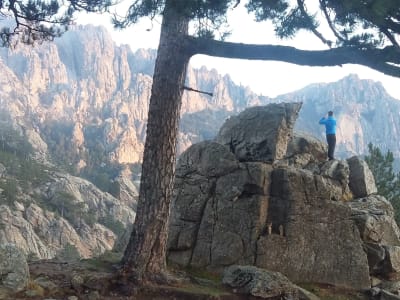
[319,117,326,125]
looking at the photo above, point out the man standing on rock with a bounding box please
[319,111,337,161]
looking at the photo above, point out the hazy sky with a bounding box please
[77,4,400,100]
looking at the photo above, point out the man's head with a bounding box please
[328,111,333,116]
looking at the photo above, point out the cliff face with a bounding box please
[1,25,399,170]
[0,24,268,170]
[0,167,136,260]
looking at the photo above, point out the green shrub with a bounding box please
[0,178,18,205]
[57,243,81,262]
[99,215,125,238]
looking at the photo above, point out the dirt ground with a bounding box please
[5,256,253,300]
[2,254,372,300]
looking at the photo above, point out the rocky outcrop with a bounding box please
[286,131,327,170]
[42,172,136,227]
[168,103,400,290]
[216,103,302,162]
[114,172,139,209]
[347,156,378,198]
[222,265,300,299]
[350,195,399,246]
[349,195,400,277]
[168,139,370,289]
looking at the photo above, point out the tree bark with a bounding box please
[120,1,190,283]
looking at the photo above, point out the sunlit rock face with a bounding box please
[1,23,399,171]
[0,24,269,169]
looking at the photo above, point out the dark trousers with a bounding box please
[326,134,336,160]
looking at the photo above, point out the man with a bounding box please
[319,111,337,160]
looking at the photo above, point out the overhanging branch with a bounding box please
[186,37,400,78]
[183,85,213,96]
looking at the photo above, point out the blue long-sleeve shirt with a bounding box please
[319,116,337,134]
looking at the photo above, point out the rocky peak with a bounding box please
[0,24,269,170]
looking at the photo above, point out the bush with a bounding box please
[99,216,125,238]
[56,243,81,262]
[0,178,18,205]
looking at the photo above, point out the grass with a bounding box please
[179,265,222,284]
[81,251,122,271]
[163,265,234,297]
[166,282,232,297]
[25,280,45,297]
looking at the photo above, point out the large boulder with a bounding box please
[215,103,302,162]
[222,265,299,299]
[349,195,400,246]
[347,156,377,198]
[349,195,400,276]
[168,105,391,290]
[168,141,371,289]
[0,243,29,292]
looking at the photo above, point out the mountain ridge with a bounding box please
[1,24,399,174]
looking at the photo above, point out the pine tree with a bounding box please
[365,143,400,224]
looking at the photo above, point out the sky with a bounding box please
[76,3,400,100]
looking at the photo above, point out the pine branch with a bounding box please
[183,85,213,97]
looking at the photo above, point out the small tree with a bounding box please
[365,143,400,224]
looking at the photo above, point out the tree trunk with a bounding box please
[120,1,190,283]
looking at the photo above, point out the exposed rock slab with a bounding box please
[347,156,377,198]
[286,131,327,169]
[168,141,371,289]
[215,103,302,162]
[256,167,370,290]
[349,195,400,245]
[168,141,270,268]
